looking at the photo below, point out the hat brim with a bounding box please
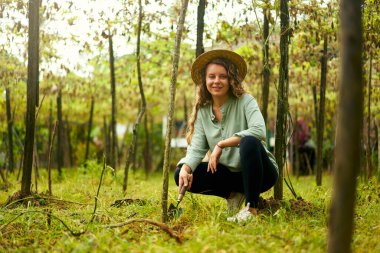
[191,49,247,85]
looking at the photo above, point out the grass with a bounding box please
[0,162,379,253]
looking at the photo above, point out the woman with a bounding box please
[174,49,278,222]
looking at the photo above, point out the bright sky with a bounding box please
[1,0,263,77]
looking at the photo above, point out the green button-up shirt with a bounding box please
[178,93,278,173]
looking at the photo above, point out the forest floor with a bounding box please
[0,161,379,253]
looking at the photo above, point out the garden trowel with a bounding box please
[168,185,187,219]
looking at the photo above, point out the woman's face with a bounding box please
[205,63,229,100]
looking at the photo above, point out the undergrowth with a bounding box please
[0,162,379,253]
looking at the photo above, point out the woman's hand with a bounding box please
[208,143,223,173]
[178,165,193,192]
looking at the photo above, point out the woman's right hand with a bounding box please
[178,165,193,193]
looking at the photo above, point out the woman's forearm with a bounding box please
[217,136,241,148]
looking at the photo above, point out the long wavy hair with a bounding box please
[186,58,246,144]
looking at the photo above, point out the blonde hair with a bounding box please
[186,58,246,144]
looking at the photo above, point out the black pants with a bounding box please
[174,136,279,208]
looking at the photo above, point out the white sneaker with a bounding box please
[226,192,245,212]
[227,203,254,223]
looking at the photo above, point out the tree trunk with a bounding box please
[6,88,14,173]
[294,110,300,177]
[161,0,189,223]
[56,89,63,177]
[21,0,39,197]
[196,0,205,57]
[261,0,270,124]
[85,96,95,162]
[316,34,328,186]
[47,99,53,166]
[366,48,373,179]
[109,32,117,171]
[143,113,152,179]
[312,85,319,130]
[65,117,73,167]
[273,0,289,200]
[103,116,110,164]
[327,0,363,252]
[123,0,147,192]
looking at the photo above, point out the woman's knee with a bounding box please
[174,166,181,186]
[240,136,262,154]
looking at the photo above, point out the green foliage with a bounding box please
[1,168,379,252]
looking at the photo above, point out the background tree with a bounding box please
[161,0,189,223]
[273,0,290,200]
[196,0,206,57]
[123,0,147,192]
[21,0,39,196]
[327,0,363,252]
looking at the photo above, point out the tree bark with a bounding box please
[56,89,63,177]
[103,116,110,164]
[108,32,117,171]
[21,0,39,197]
[366,48,373,179]
[316,34,328,186]
[274,0,289,200]
[327,0,363,252]
[65,117,73,167]
[196,0,205,57]
[261,0,270,124]
[312,85,318,129]
[6,88,14,173]
[143,113,152,178]
[85,96,95,162]
[123,0,147,192]
[161,0,189,223]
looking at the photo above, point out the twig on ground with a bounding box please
[103,218,182,243]
[270,234,294,244]
[0,210,85,237]
[1,195,89,209]
[90,155,107,222]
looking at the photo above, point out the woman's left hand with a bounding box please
[208,144,223,173]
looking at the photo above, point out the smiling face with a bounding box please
[205,63,230,101]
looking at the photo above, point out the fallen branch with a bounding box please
[1,195,89,209]
[103,218,182,243]
[0,210,85,236]
[90,155,106,223]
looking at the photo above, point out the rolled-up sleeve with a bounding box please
[177,115,209,172]
[233,96,266,142]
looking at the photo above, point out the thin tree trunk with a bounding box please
[102,116,108,163]
[21,0,39,197]
[294,110,299,177]
[47,99,53,166]
[6,88,14,173]
[85,97,95,162]
[108,32,117,171]
[123,0,147,191]
[316,34,328,186]
[161,0,189,223]
[48,121,58,196]
[274,0,289,200]
[377,119,380,176]
[312,85,318,129]
[261,0,270,124]
[366,48,373,179]
[56,89,63,177]
[143,113,152,178]
[65,117,73,167]
[196,0,205,57]
[327,0,363,252]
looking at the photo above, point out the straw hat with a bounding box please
[191,49,247,85]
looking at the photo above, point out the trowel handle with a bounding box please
[177,185,188,203]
